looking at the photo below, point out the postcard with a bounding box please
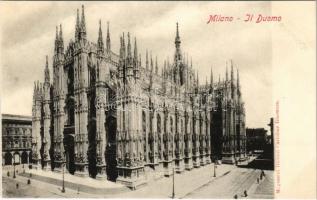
[0,1,315,199]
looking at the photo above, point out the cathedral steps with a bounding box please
[20,170,130,195]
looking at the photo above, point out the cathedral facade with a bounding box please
[31,5,246,188]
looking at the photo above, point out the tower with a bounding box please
[53,24,66,172]
[73,6,90,176]
[116,34,146,189]
[32,81,42,169]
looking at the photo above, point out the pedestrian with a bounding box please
[244,190,248,197]
[257,177,259,184]
[7,171,10,177]
[234,194,238,199]
[27,179,31,185]
[260,173,263,180]
[16,183,19,189]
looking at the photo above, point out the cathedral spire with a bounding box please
[39,83,43,95]
[80,5,86,40]
[134,37,138,66]
[226,62,228,82]
[155,56,158,74]
[44,55,50,83]
[176,22,180,39]
[59,24,63,40]
[33,81,36,101]
[150,52,153,73]
[127,32,132,60]
[146,49,149,70]
[231,59,234,81]
[122,33,126,58]
[75,8,80,42]
[139,54,141,68]
[106,21,111,51]
[191,57,193,68]
[163,60,166,78]
[174,22,182,62]
[97,20,104,54]
[210,67,213,88]
[119,36,123,59]
[59,24,64,53]
[196,71,199,86]
[54,26,58,54]
[186,53,189,66]
[37,80,39,93]
[237,68,240,95]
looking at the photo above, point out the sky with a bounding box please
[0,1,273,128]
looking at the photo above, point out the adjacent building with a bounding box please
[246,128,268,153]
[31,5,246,188]
[2,114,32,165]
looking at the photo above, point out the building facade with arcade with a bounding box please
[2,114,32,166]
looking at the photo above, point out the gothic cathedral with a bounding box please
[32,5,247,188]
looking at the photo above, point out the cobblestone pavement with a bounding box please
[184,168,274,199]
[249,170,274,199]
[2,173,94,198]
[111,164,235,198]
[2,165,274,198]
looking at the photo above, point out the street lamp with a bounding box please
[13,153,18,179]
[213,160,217,177]
[61,162,65,193]
[13,163,16,178]
[172,167,175,199]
